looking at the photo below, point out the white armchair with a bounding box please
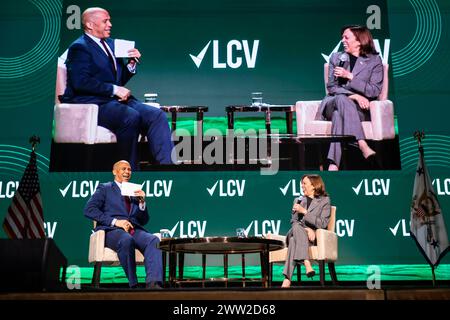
[267,206,338,286]
[296,64,395,141]
[53,55,117,144]
[88,224,162,287]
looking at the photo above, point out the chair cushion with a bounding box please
[309,229,338,261]
[88,230,144,265]
[54,103,116,144]
[95,126,117,143]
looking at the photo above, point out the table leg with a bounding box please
[162,251,167,285]
[202,254,206,288]
[260,245,269,288]
[286,111,293,134]
[168,244,177,287]
[224,254,228,288]
[227,111,234,131]
[265,110,271,134]
[178,252,185,281]
[171,111,177,132]
[241,253,246,288]
[196,110,204,164]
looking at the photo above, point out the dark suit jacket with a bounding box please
[60,34,135,105]
[316,51,383,120]
[289,195,331,231]
[84,181,149,232]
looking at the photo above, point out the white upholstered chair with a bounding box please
[296,64,395,141]
[88,221,161,287]
[267,206,338,286]
[54,55,117,144]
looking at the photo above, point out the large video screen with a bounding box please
[0,0,449,267]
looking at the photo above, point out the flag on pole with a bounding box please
[2,149,45,239]
[410,146,449,267]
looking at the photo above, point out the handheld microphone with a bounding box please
[338,52,349,67]
[336,52,349,83]
[292,196,303,214]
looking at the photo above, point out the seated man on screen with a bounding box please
[84,160,163,289]
[59,7,174,170]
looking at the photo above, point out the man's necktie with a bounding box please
[124,196,135,235]
[100,38,117,75]
[124,196,131,214]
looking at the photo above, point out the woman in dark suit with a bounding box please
[281,174,331,288]
[317,25,383,171]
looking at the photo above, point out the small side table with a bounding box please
[226,105,294,134]
[159,106,208,164]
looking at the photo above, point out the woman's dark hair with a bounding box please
[341,24,378,56]
[301,174,328,197]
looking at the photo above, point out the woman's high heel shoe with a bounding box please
[306,270,315,279]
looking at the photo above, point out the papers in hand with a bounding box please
[121,182,143,197]
[114,39,135,58]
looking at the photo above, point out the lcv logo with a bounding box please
[336,219,355,237]
[432,179,450,195]
[0,181,19,198]
[244,220,281,236]
[279,179,303,196]
[206,180,245,197]
[352,179,390,196]
[44,222,58,238]
[166,221,207,238]
[190,40,259,68]
[59,180,173,198]
[389,219,410,237]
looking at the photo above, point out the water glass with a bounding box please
[251,92,263,106]
[236,228,246,238]
[160,228,171,239]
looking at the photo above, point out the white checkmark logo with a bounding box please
[190,41,211,68]
[352,180,364,195]
[206,181,219,196]
[321,41,341,62]
[279,180,291,196]
[389,220,401,236]
[59,181,72,197]
[169,222,179,237]
[244,221,254,237]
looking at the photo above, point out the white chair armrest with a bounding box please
[315,229,338,261]
[266,233,288,263]
[88,230,106,263]
[54,103,99,144]
[295,101,321,134]
[369,100,395,140]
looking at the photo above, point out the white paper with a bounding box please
[121,182,143,196]
[114,39,135,58]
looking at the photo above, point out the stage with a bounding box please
[1,282,449,300]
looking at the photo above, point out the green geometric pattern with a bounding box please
[392,0,442,77]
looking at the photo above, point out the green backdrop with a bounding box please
[1,0,449,276]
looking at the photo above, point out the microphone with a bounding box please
[292,196,303,214]
[336,52,349,83]
[338,52,349,67]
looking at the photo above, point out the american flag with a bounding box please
[2,150,45,239]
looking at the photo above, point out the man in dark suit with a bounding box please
[59,7,174,170]
[84,160,163,288]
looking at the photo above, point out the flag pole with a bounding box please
[413,130,437,286]
[29,135,40,152]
